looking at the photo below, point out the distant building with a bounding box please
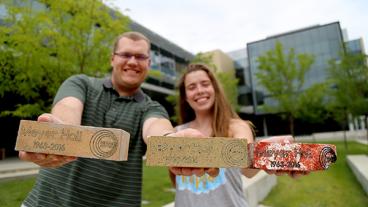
[228,48,253,112]
[130,21,193,93]
[346,38,365,54]
[228,22,366,135]
[204,49,235,73]
[247,22,345,114]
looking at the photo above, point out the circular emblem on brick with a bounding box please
[319,146,337,169]
[221,141,247,166]
[90,130,118,159]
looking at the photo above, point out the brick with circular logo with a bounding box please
[90,130,118,159]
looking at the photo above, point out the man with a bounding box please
[19,32,209,207]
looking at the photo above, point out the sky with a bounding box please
[106,0,368,54]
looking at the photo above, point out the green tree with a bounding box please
[256,42,315,135]
[216,71,239,111]
[0,0,129,117]
[295,82,330,124]
[327,52,368,145]
[191,52,217,72]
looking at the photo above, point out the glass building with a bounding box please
[227,48,253,112]
[130,21,193,92]
[346,38,365,55]
[227,22,367,135]
[247,22,345,115]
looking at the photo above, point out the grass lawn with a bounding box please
[261,141,368,207]
[142,165,175,207]
[0,141,367,207]
[0,177,36,207]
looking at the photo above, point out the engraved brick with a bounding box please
[15,120,130,161]
[146,136,249,168]
[251,142,337,171]
[146,136,337,171]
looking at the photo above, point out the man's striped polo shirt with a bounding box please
[23,74,168,207]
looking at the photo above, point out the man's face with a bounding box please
[111,37,150,95]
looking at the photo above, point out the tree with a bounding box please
[191,52,217,72]
[295,82,330,124]
[0,0,130,117]
[216,72,239,111]
[256,42,315,135]
[327,51,368,145]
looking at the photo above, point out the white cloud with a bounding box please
[107,0,368,54]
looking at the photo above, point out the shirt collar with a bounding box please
[103,77,145,102]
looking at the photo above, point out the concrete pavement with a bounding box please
[0,157,39,181]
[347,154,368,195]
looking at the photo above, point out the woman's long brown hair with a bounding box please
[177,63,239,137]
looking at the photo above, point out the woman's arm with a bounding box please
[229,119,260,178]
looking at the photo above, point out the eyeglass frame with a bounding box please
[113,52,150,61]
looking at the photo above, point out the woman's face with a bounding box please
[184,70,215,113]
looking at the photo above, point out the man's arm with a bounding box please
[142,117,174,144]
[51,97,83,125]
[18,97,83,167]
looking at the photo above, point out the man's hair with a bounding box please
[112,31,151,53]
[177,63,240,137]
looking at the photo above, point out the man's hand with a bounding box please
[167,128,220,178]
[260,135,310,178]
[18,152,77,168]
[18,113,77,168]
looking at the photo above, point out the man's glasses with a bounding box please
[114,52,149,61]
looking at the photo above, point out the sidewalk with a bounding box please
[347,155,368,195]
[355,136,368,145]
[0,157,39,181]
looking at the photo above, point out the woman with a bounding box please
[169,63,259,207]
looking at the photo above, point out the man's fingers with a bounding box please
[37,113,63,124]
[36,155,76,168]
[19,151,76,168]
[37,113,52,122]
[19,151,46,162]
